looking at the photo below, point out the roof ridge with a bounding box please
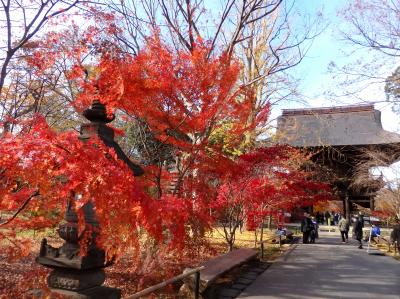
[282,104,374,116]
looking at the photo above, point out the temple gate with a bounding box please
[276,104,400,218]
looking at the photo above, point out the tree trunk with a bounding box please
[228,241,233,252]
[268,215,272,230]
[260,221,264,244]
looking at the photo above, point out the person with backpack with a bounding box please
[338,216,350,243]
[301,213,312,244]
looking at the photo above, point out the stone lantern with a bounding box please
[36,101,143,298]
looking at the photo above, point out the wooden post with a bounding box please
[342,197,346,219]
[194,271,200,299]
[261,242,264,259]
[259,221,264,247]
[370,197,375,211]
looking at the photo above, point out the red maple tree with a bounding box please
[0,34,262,261]
[0,30,332,296]
[212,146,332,251]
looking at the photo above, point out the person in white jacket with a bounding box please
[338,216,350,243]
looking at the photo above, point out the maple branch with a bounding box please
[0,0,83,95]
[0,190,40,226]
[54,143,72,155]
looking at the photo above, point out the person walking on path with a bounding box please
[390,218,400,253]
[353,215,364,249]
[358,211,365,227]
[301,213,312,244]
[338,216,350,243]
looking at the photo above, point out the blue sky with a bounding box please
[293,0,348,99]
[290,0,347,88]
[273,0,400,133]
[285,0,400,179]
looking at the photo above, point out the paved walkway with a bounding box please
[238,234,400,299]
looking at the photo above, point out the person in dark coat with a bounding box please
[325,211,331,225]
[301,213,312,244]
[316,211,321,224]
[353,215,364,249]
[333,213,340,225]
[358,211,365,228]
[390,218,400,252]
[310,216,319,243]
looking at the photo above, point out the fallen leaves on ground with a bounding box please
[0,229,286,298]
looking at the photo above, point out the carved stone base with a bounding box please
[50,286,121,299]
[47,268,106,291]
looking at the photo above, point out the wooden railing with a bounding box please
[370,236,398,255]
[258,239,269,259]
[258,236,281,259]
[124,266,204,299]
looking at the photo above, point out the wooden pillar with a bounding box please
[342,197,346,218]
[344,193,350,220]
[370,197,375,211]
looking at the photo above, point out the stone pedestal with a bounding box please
[47,269,106,291]
[36,201,119,298]
[50,286,121,299]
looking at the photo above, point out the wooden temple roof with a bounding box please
[276,104,400,147]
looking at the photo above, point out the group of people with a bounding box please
[300,213,319,244]
[301,211,342,244]
[341,214,365,248]
[337,214,400,251]
[352,215,400,250]
[336,213,381,249]
[301,211,400,252]
[315,211,341,226]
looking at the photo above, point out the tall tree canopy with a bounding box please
[0,34,263,260]
[0,2,331,290]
